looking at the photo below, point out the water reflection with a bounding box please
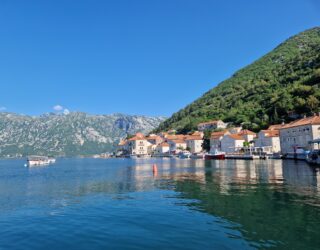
[0,158,320,249]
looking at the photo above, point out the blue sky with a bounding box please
[0,0,319,117]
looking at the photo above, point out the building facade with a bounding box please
[197,120,227,131]
[154,142,170,155]
[254,130,281,153]
[221,134,245,153]
[185,135,203,153]
[167,139,187,153]
[279,115,320,154]
[210,130,229,151]
[127,133,152,156]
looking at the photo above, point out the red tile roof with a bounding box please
[128,133,146,141]
[165,134,186,140]
[210,130,228,139]
[238,129,256,136]
[261,130,279,137]
[191,131,204,137]
[146,135,162,140]
[268,124,285,130]
[228,134,244,140]
[185,135,203,141]
[281,115,320,129]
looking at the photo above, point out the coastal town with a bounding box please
[116,114,320,165]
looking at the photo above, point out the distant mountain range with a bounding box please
[0,112,165,157]
[155,27,320,133]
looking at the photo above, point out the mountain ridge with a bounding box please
[0,112,165,157]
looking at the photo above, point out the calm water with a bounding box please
[0,158,320,250]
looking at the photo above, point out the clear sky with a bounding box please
[0,0,319,117]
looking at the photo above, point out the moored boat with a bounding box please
[190,153,205,159]
[178,151,191,159]
[306,149,320,165]
[205,149,225,160]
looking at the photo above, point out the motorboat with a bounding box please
[307,149,320,165]
[27,156,56,166]
[205,148,225,160]
[178,151,191,159]
[190,153,205,159]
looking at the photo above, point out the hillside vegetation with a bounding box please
[156,27,320,133]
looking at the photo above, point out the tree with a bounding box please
[202,130,212,152]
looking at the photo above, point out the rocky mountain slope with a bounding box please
[155,27,320,133]
[0,112,165,157]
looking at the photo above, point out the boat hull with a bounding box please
[205,154,225,160]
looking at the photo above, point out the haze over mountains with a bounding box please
[156,27,320,133]
[0,112,165,157]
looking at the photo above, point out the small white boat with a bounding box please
[129,154,138,159]
[27,156,56,166]
[48,158,56,164]
[178,151,191,159]
[190,153,205,159]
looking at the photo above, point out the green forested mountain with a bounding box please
[156,27,320,133]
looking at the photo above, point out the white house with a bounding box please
[185,135,203,153]
[127,133,152,156]
[167,139,187,153]
[279,115,320,154]
[146,134,163,145]
[210,130,229,151]
[221,134,245,153]
[154,142,170,155]
[254,130,281,154]
[238,129,257,142]
[197,120,227,131]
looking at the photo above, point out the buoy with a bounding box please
[152,164,158,174]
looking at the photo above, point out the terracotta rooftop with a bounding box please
[146,135,162,140]
[159,142,169,147]
[210,130,228,139]
[191,131,203,137]
[281,115,320,129]
[165,134,186,140]
[185,135,203,141]
[228,134,244,140]
[260,130,279,137]
[268,124,285,130]
[128,132,146,141]
[238,129,256,136]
